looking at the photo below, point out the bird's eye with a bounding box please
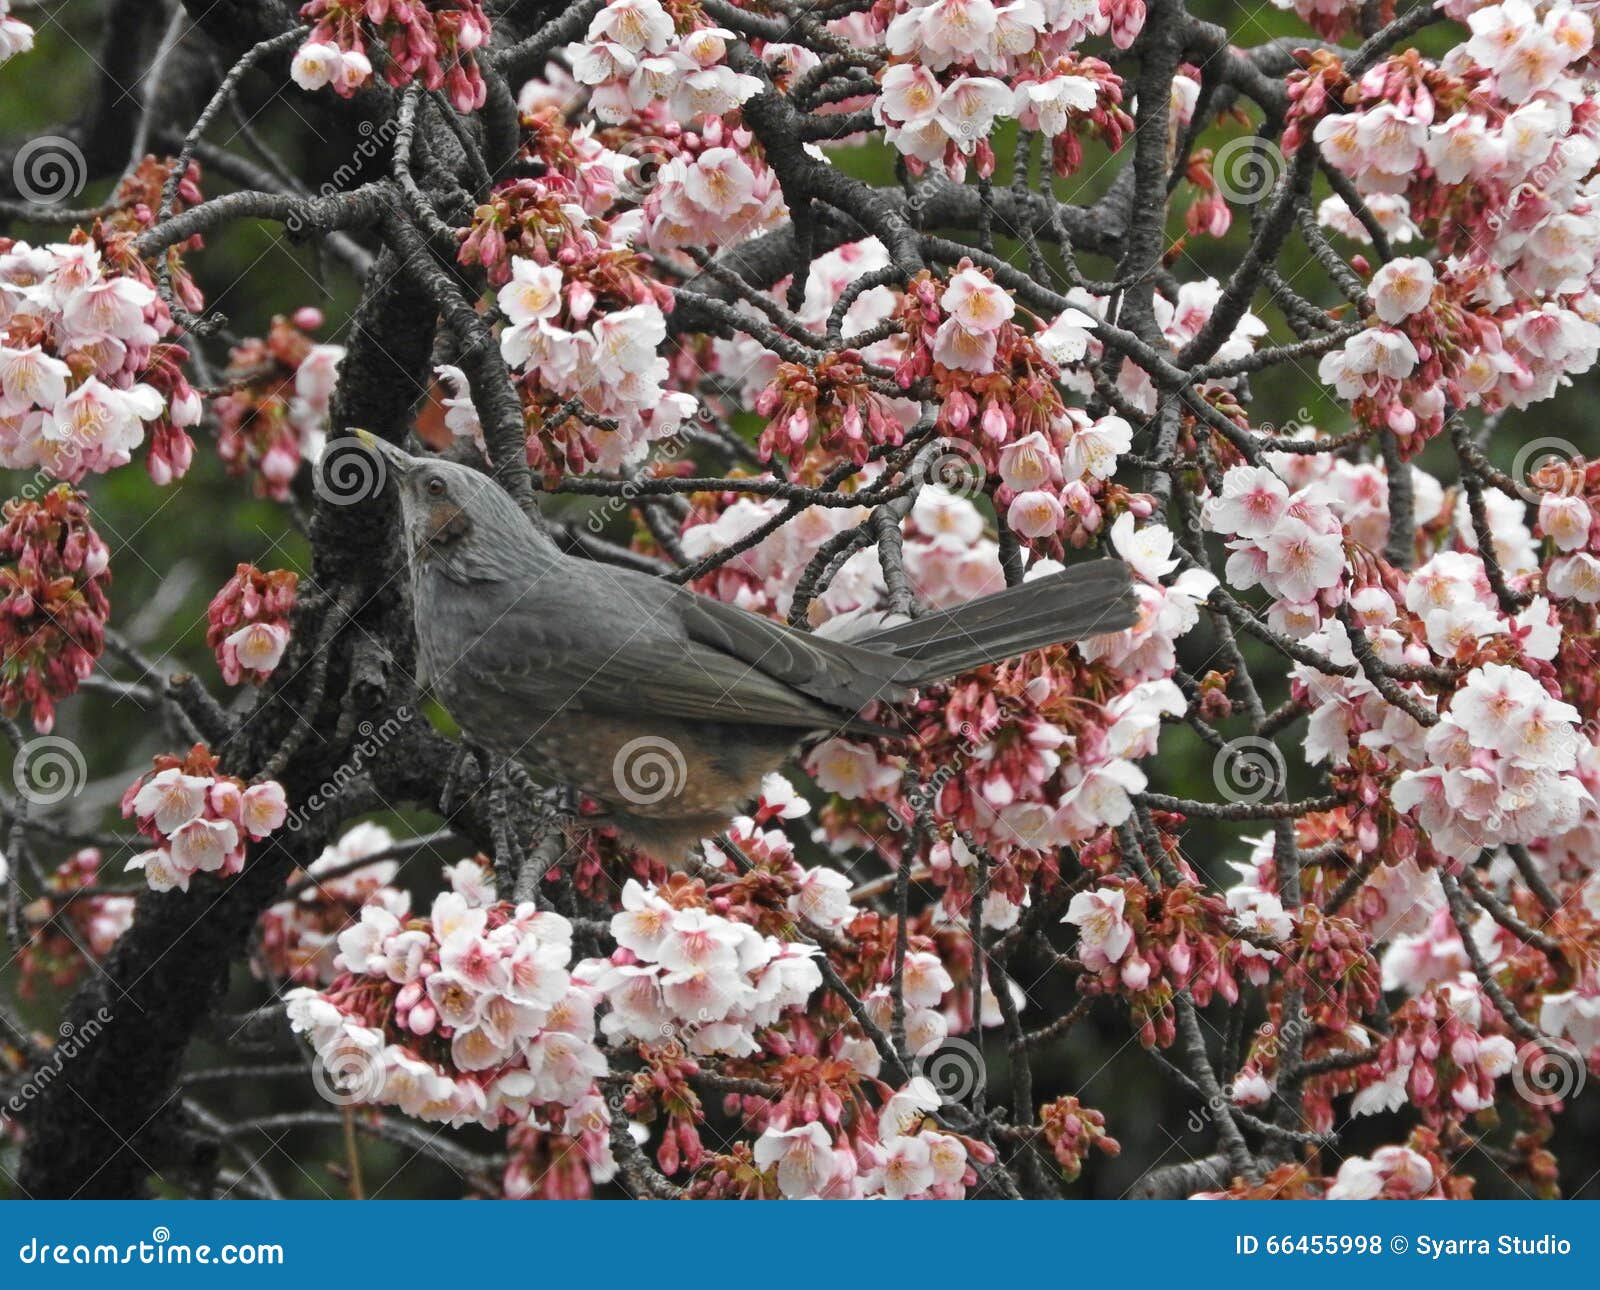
[426,476,446,497]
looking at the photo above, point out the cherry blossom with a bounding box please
[206,564,297,685]
[0,1,32,64]
[287,862,609,1138]
[586,880,823,1057]
[1,227,201,485]
[122,746,288,892]
[296,1,492,111]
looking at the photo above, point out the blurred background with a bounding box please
[2,0,1598,1198]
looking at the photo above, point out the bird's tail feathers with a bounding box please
[855,558,1137,683]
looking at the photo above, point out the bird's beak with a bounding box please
[351,428,413,475]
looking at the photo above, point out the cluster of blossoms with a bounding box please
[1198,422,1600,1154]
[753,351,909,470]
[212,311,345,500]
[1,231,202,485]
[875,0,1135,179]
[253,823,406,986]
[711,238,900,407]
[1394,660,1588,863]
[448,90,731,476]
[640,118,787,251]
[122,746,289,893]
[749,1075,985,1199]
[293,0,492,110]
[205,564,297,686]
[1347,980,1519,1122]
[571,0,763,125]
[1290,17,1600,447]
[1269,0,1365,40]
[14,848,134,998]
[551,3,795,250]
[585,878,824,1058]
[1061,873,1344,1048]
[1367,865,1600,1130]
[0,485,109,731]
[1196,1141,1465,1199]
[676,488,879,623]
[1039,1095,1122,1180]
[1195,411,1600,870]
[495,252,692,474]
[287,860,611,1141]
[1323,1148,1452,1199]
[470,96,634,241]
[1533,455,1600,602]
[1096,277,1269,415]
[500,1108,618,1199]
[1258,439,1426,563]
[748,257,1153,561]
[1203,464,1351,618]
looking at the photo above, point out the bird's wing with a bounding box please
[676,592,917,712]
[460,585,880,733]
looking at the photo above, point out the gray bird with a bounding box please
[355,431,1137,864]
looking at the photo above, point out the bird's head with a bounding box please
[350,430,549,582]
